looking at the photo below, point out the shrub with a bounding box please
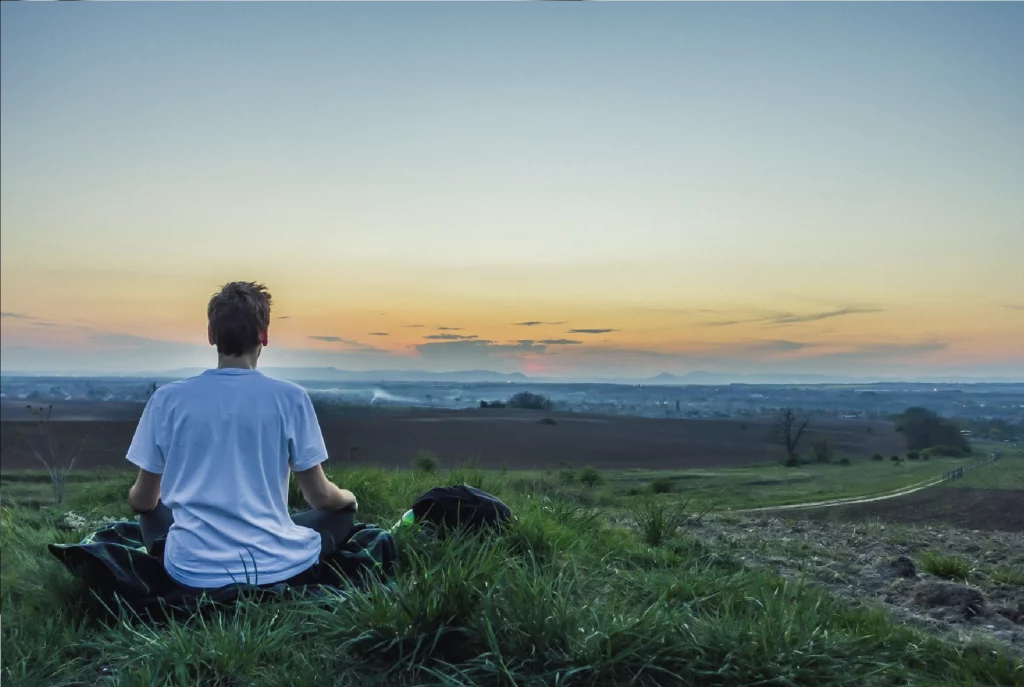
[890,455,901,463]
[919,551,971,581]
[907,450,920,460]
[579,466,603,488]
[538,417,559,426]
[783,455,800,468]
[412,450,439,474]
[558,468,576,486]
[839,457,850,466]
[650,477,674,494]
[21,404,84,505]
[872,454,884,462]
[894,407,970,452]
[811,439,833,463]
[630,500,689,546]
[507,392,553,411]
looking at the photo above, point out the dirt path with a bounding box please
[734,476,946,513]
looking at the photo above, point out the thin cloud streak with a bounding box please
[744,339,813,353]
[568,328,618,334]
[424,334,479,341]
[701,306,884,327]
[308,335,386,353]
[770,307,885,325]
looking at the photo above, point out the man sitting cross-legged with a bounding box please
[126,281,358,589]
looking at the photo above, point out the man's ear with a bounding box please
[208,326,215,347]
[259,330,268,347]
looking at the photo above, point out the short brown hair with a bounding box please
[207,282,273,356]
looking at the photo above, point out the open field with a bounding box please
[2,466,1022,686]
[0,454,976,517]
[1,402,906,472]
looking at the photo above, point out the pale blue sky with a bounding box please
[2,3,1022,378]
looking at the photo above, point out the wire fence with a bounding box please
[942,451,1001,483]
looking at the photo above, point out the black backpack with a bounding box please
[411,485,512,533]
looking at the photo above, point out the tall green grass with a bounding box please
[919,551,972,581]
[2,467,1021,686]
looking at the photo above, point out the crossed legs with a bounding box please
[139,502,356,558]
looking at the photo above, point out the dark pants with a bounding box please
[140,502,356,588]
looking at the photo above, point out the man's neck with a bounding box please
[217,353,259,370]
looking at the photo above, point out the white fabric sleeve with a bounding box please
[126,394,166,474]
[288,391,329,472]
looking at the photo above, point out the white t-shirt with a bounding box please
[126,368,329,588]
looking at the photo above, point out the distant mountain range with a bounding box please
[156,368,536,384]
[3,367,1021,386]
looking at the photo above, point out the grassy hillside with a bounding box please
[1,453,976,514]
[2,467,1021,686]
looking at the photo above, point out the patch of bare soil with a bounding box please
[689,514,1024,658]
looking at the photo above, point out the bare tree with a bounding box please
[775,407,810,458]
[23,404,86,505]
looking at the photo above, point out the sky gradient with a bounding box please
[2,3,1022,380]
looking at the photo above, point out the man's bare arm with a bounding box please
[294,464,357,512]
[129,469,162,513]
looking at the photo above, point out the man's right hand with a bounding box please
[335,488,358,512]
[294,465,358,512]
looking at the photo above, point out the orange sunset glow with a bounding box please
[2,4,1022,381]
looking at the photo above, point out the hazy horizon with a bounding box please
[2,3,1022,380]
